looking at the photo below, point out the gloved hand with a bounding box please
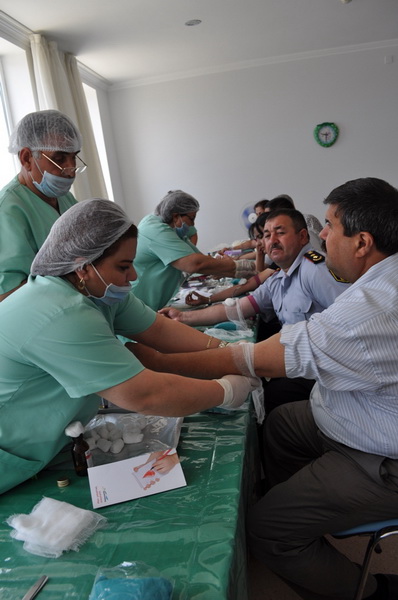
[214,374,261,409]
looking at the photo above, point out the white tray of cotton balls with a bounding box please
[83,413,183,467]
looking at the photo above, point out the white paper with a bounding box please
[88,448,186,508]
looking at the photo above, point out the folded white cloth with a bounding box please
[7,497,107,558]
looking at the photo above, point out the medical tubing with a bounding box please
[229,341,254,376]
[229,343,265,424]
[224,298,248,331]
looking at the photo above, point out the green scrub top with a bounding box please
[0,276,156,494]
[0,176,77,294]
[132,214,200,310]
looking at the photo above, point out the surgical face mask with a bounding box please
[175,222,190,240]
[86,264,132,306]
[31,159,75,198]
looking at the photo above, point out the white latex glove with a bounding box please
[214,374,261,409]
[229,341,265,423]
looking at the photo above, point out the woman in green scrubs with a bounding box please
[0,198,258,494]
[132,190,255,310]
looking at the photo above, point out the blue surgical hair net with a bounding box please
[31,198,134,276]
[8,109,82,154]
[154,190,200,224]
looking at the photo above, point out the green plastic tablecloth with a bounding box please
[0,404,259,600]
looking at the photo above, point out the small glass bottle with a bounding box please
[71,433,90,477]
[65,421,92,477]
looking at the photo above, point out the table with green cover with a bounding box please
[0,404,259,600]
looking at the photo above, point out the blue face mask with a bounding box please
[175,222,190,240]
[31,159,75,198]
[87,264,132,306]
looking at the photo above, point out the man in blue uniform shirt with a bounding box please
[160,208,350,411]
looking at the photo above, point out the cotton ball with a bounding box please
[238,278,247,285]
[110,439,125,454]
[224,298,236,306]
[135,416,147,430]
[97,425,110,439]
[86,437,97,450]
[108,429,122,442]
[87,430,100,441]
[106,422,118,433]
[123,432,144,444]
[125,425,141,435]
[96,438,112,453]
[65,421,85,438]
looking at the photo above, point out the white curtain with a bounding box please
[29,33,107,200]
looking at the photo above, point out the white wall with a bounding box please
[107,44,398,252]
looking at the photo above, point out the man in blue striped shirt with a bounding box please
[248,177,398,600]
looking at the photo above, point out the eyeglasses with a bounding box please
[181,214,196,225]
[41,152,88,175]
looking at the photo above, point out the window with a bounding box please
[0,34,36,189]
[83,82,114,201]
[0,71,17,188]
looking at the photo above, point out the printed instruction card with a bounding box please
[88,448,186,508]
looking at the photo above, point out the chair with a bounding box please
[333,519,398,600]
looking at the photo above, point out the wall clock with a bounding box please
[313,122,339,148]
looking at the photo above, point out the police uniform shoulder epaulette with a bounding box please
[328,269,350,283]
[304,250,325,264]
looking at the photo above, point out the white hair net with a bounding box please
[154,190,200,223]
[31,198,134,276]
[8,109,82,154]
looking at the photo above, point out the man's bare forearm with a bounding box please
[150,333,287,380]
[151,346,240,379]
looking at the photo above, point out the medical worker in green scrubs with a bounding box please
[0,109,84,301]
[132,190,256,310]
[0,198,258,494]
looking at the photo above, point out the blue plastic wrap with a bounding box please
[88,562,173,600]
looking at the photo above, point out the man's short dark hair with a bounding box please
[265,208,308,233]
[267,196,295,211]
[324,178,398,256]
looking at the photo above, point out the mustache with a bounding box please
[321,240,327,253]
[269,243,282,251]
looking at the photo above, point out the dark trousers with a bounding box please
[248,401,398,600]
[256,316,281,342]
[262,376,315,413]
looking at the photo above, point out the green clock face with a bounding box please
[314,122,339,148]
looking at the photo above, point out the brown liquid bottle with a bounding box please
[71,433,91,477]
